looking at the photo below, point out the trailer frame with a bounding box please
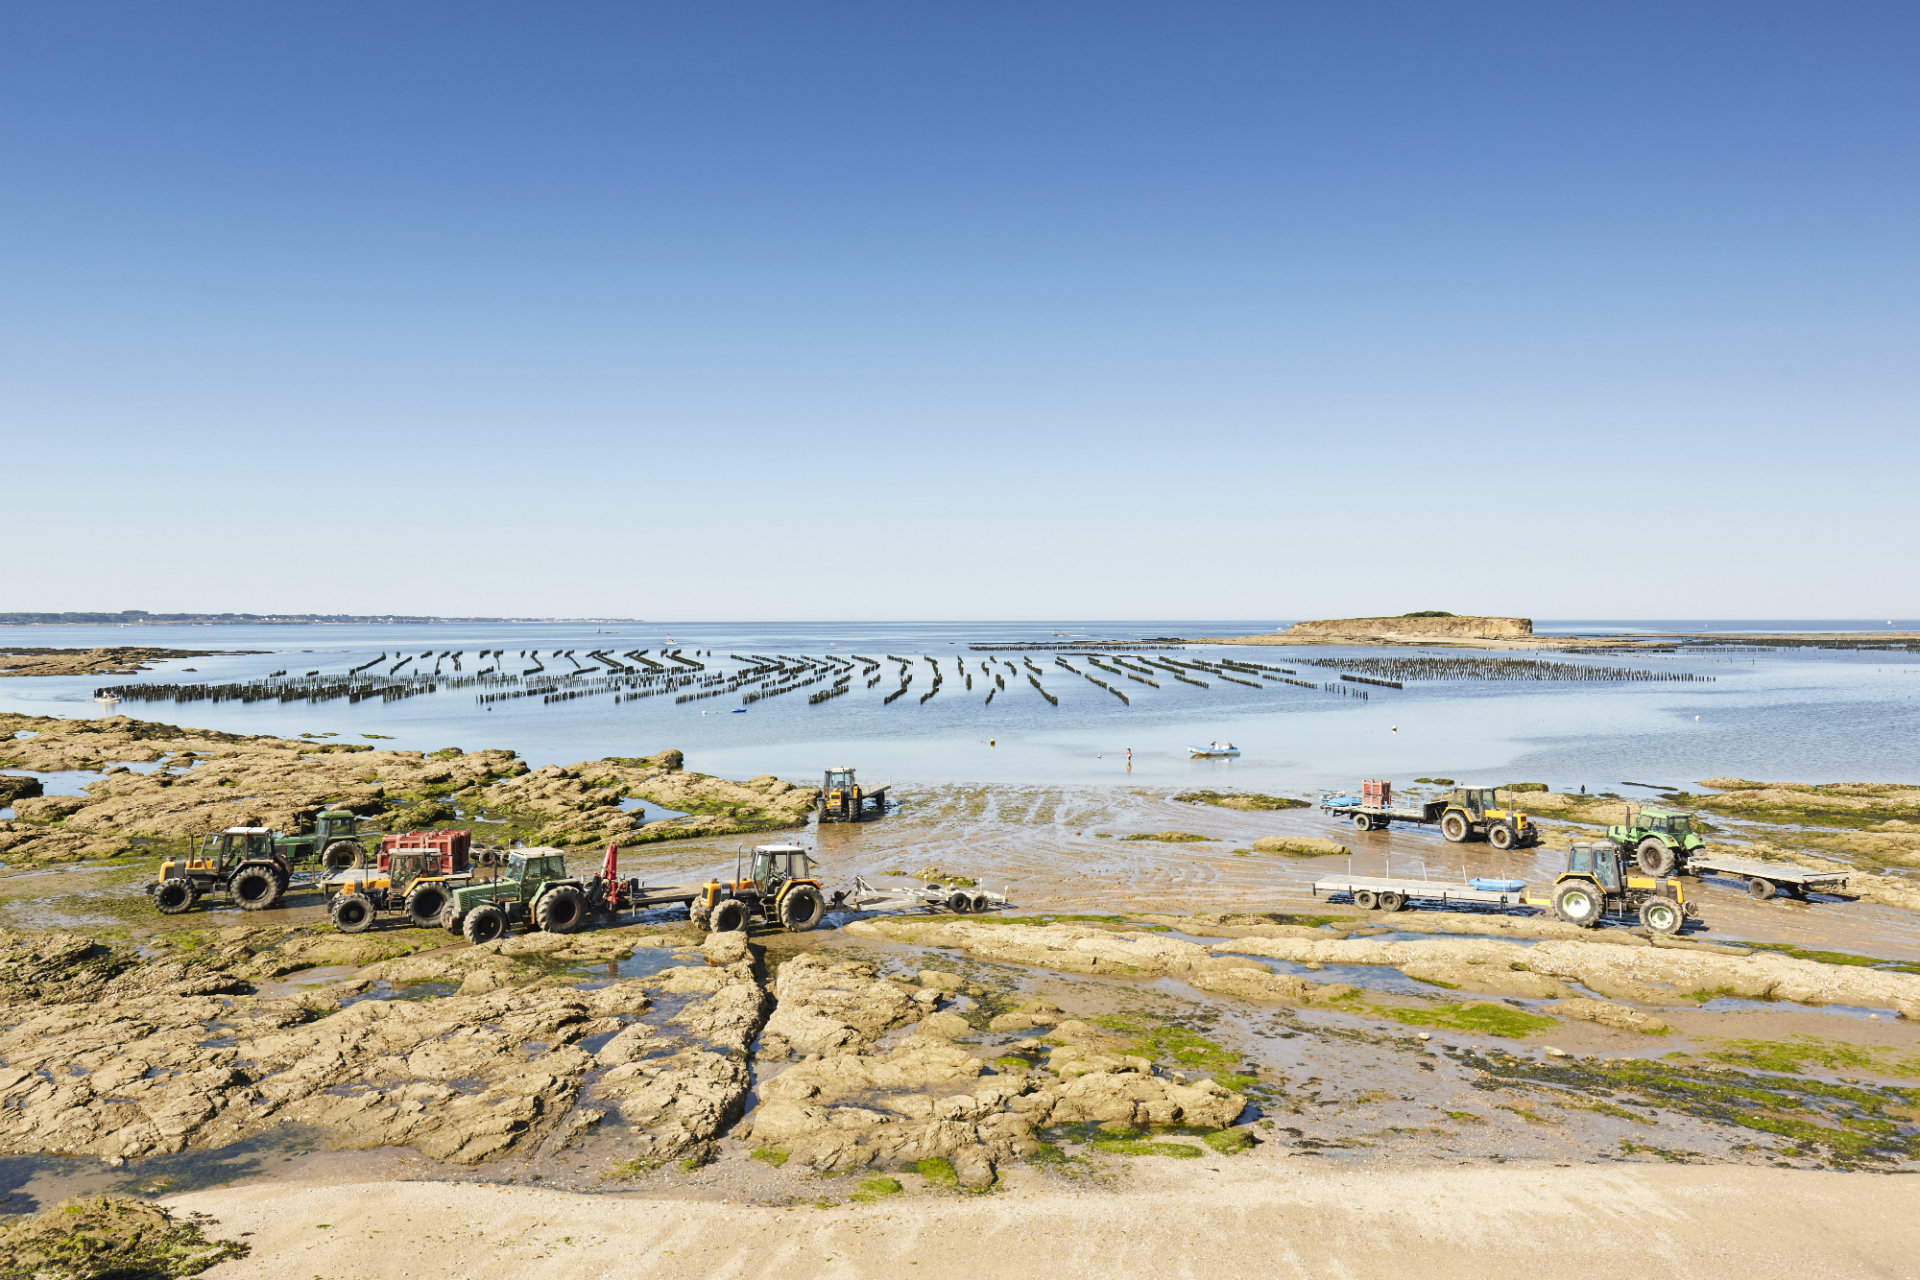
[1682,853,1849,901]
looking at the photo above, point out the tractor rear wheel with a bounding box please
[1636,839,1676,877]
[536,885,587,934]
[781,884,826,932]
[463,903,508,945]
[1553,882,1603,928]
[231,867,279,911]
[1747,877,1775,901]
[323,841,364,872]
[154,879,196,915]
[332,892,375,934]
[709,898,749,934]
[1487,823,1516,851]
[1440,813,1470,843]
[406,883,450,928]
[1639,898,1682,935]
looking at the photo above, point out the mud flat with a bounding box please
[167,1162,1920,1280]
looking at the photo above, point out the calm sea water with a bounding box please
[3,620,1917,791]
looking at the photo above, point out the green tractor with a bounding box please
[1608,806,1704,876]
[442,847,596,945]
[273,809,371,871]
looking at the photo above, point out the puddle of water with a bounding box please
[340,979,461,1008]
[618,797,689,823]
[1217,952,1445,996]
[4,763,167,798]
[0,1126,329,1216]
[1367,929,1541,947]
[1697,996,1904,1021]
[250,965,364,998]
[568,949,685,986]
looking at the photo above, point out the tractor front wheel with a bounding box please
[440,906,464,933]
[536,885,587,934]
[1639,898,1682,935]
[688,901,711,931]
[1440,813,1470,842]
[231,867,280,911]
[332,892,375,934]
[1553,882,1604,928]
[709,898,749,934]
[154,879,197,915]
[780,885,826,932]
[1488,823,1516,851]
[1636,839,1676,877]
[463,904,508,945]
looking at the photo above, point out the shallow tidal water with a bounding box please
[4,619,1919,794]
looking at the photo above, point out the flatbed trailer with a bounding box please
[838,874,1009,915]
[1683,855,1848,901]
[622,882,705,911]
[1311,873,1531,913]
[1319,797,1446,833]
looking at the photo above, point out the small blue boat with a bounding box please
[1189,741,1240,758]
[1468,877,1527,894]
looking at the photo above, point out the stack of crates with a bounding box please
[377,829,471,875]
[1362,779,1391,809]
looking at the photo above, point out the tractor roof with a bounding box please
[756,843,809,854]
[224,826,272,834]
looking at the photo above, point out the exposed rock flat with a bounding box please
[0,647,235,677]
[1193,616,1543,649]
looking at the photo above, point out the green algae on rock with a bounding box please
[0,1194,248,1279]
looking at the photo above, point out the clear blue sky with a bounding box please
[3,3,1914,620]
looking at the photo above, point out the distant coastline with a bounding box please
[0,612,646,626]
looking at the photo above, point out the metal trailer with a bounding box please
[1319,795,1447,833]
[1311,873,1532,913]
[837,874,1009,915]
[1683,854,1849,901]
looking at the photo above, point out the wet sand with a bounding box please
[174,1161,1920,1279]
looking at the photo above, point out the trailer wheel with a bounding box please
[1639,899,1682,935]
[1353,890,1378,910]
[1378,891,1407,912]
[1636,839,1676,877]
[1487,823,1516,851]
[709,898,749,934]
[407,884,450,928]
[969,891,991,913]
[1440,813,1469,842]
[230,867,279,911]
[463,903,508,945]
[948,891,975,914]
[332,892,375,934]
[780,884,825,932]
[154,879,197,915]
[1747,877,1775,901]
[1352,814,1373,833]
[536,885,587,934]
[1552,882,1603,928]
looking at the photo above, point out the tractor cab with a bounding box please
[197,827,277,870]
[501,851,566,884]
[1450,787,1501,817]
[1567,841,1622,891]
[823,768,857,800]
[752,844,817,892]
[314,810,358,846]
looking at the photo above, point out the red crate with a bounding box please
[1361,779,1391,808]
[377,829,471,874]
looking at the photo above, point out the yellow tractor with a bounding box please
[325,850,472,933]
[1541,841,1693,934]
[690,844,828,933]
[816,766,889,823]
[1438,786,1539,849]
